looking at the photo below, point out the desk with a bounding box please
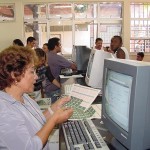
[59,77,115,150]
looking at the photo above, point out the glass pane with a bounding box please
[90,23,98,48]
[99,2,122,18]
[74,3,97,18]
[130,3,150,52]
[144,4,148,18]
[49,20,73,54]
[48,3,72,19]
[24,22,47,48]
[130,40,135,52]
[99,24,122,47]
[148,5,150,18]
[139,4,144,18]
[135,40,145,52]
[130,39,150,53]
[145,39,150,52]
[130,4,135,18]
[74,20,97,48]
[24,4,46,19]
[148,20,150,37]
[134,5,140,18]
[0,4,15,21]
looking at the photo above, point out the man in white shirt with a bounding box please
[94,38,104,50]
[109,35,129,59]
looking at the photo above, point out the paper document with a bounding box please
[69,84,100,110]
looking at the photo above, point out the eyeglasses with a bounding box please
[58,43,61,47]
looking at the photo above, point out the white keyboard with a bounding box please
[64,84,73,95]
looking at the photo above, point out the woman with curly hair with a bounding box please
[0,46,73,150]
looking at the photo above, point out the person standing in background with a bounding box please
[136,52,144,61]
[109,35,129,59]
[45,37,77,103]
[95,38,103,50]
[26,36,36,49]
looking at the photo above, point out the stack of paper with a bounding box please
[63,84,101,120]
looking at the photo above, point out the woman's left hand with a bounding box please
[51,96,70,112]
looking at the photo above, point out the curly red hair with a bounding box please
[0,46,37,90]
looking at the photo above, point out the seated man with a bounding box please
[136,52,144,61]
[45,37,77,103]
[26,36,36,49]
[109,35,129,59]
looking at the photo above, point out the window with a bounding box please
[24,21,47,47]
[99,2,122,18]
[24,4,46,19]
[48,3,72,19]
[74,3,97,18]
[49,20,73,54]
[24,2,123,54]
[130,3,150,52]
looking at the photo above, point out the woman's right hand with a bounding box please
[51,107,73,124]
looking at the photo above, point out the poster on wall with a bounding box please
[0,4,15,22]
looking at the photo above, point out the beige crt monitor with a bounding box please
[85,49,113,90]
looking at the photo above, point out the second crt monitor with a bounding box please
[85,49,112,89]
[72,45,91,74]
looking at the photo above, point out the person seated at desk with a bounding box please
[42,43,49,53]
[108,35,129,59]
[136,52,144,61]
[31,48,60,100]
[26,36,36,49]
[0,46,73,150]
[13,38,24,47]
[45,37,77,103]
[42,43,49,64]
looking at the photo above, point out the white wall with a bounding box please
[0,0,24,49]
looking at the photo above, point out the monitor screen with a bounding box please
[72,45,91,73]
[102,58,150,150]
[105,69,132,132]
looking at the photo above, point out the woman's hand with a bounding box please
[51,96,71,112]
[51,107,73,124]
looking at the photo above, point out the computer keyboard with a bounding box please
[62,119,109,150]
[64,84,73,95]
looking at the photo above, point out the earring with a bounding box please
[15,80,18,85]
